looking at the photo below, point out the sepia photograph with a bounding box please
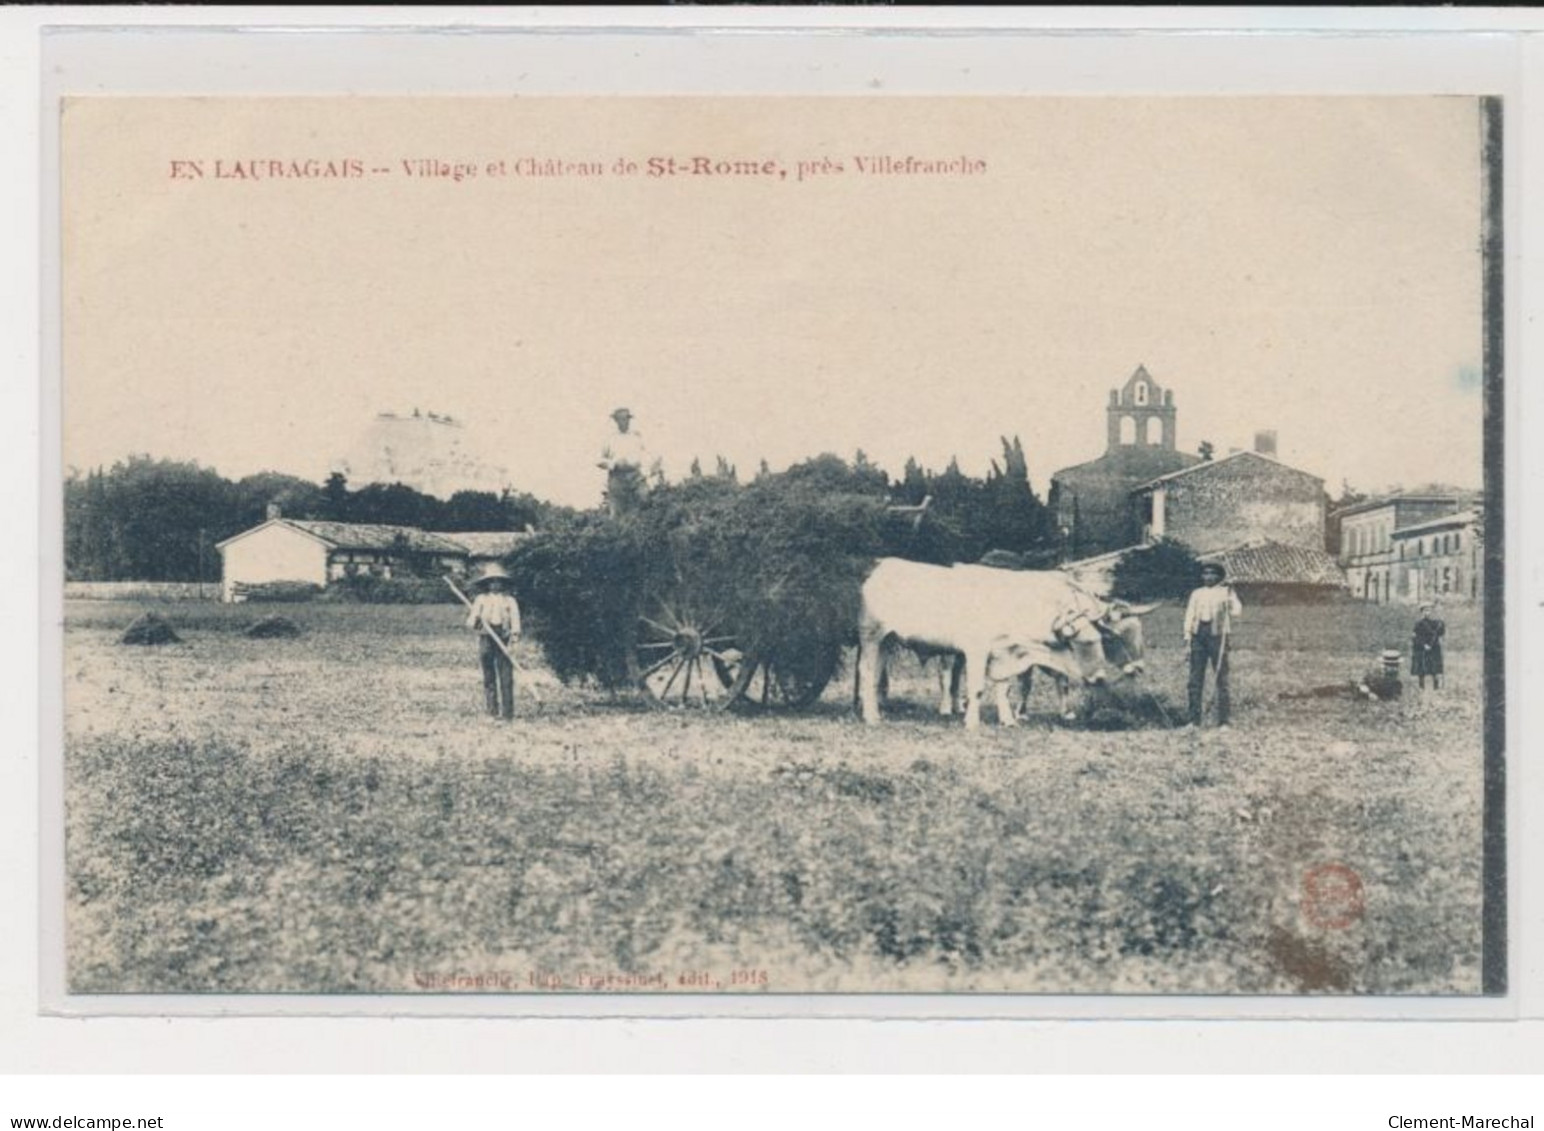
[57,93,1500,999]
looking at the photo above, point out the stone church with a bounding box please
[1050,366,1344,600]
[1049,365,1200,559]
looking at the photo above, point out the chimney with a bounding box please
[1254,430,1278,458]
[266,502,283,521]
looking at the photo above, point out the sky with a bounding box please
[62,97,1486,508]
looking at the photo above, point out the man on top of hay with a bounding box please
[1183,560,1242,730]
[465,563,521,722]
[597,406,657,518]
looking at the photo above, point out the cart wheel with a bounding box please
[727,645,841,711]
[630,594,740,708]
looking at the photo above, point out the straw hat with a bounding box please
[610,407,633,422]
[1200,561,1226,580]
[472,563,511,589]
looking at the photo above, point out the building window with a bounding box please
[1119,415,1136,445]
[1143,416,1160,445]
[1134,382,1149,406]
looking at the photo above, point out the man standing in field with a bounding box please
[1184,561,1242,730]
[465,563,521,722]
[597,407,656,518]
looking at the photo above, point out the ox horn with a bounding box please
[1117,602,1159,617]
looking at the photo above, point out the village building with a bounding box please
[1131,448,1325,556]
[1194,540,1349,604]
[1053,367,1345,600]
[216,512,533,602]
[1332,493,1468,604]
[1049,366,1200,559]
[1390,509,1482,604]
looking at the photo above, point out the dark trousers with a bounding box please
[1188,628,1230,725]
[479,633,516,719]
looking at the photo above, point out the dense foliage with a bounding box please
[1110,538,1204,601]
[63,457,562,581]
[509,461,909,690]
[891,436,1056,563]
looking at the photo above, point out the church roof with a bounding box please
[1052,445,1199,484]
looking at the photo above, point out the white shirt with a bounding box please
[599,427,650,473]
[1184,584,1242,640]
[467,591,521,635]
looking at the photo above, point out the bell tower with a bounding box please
[1106,364,1177,452]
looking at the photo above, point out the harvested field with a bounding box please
[62,598,1486,995]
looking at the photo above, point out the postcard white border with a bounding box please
[8,6,1544,1069]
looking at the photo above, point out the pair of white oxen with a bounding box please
[855,557,1154,730]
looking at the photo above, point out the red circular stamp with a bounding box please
[1302,863,1365,929]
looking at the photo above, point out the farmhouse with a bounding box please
[216,514,532,602]
[1333,493,1476,604]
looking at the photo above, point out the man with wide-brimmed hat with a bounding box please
[597,406,655,518]
[465,563,521,721]
[1183,560,1243,729]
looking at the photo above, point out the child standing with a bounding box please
[466,564,521,721]
[1411,603,1445,691]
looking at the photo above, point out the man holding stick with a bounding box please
[1183,560,1242,730]
[455,564,522,722]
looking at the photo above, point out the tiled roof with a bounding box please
[1136,449,1322,490]
[1198,540,1346,587]
[286,520,468,554]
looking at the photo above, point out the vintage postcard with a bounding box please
[56,93,1502,1002]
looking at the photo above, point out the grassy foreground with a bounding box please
[63,599,1485,994]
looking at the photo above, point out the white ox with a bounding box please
[857,558,1151,730]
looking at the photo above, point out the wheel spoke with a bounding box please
[641,651,679,679]
[682,655,695,701]
[659,657,687,698]
[638,640,677,651]
[640,615,676,638]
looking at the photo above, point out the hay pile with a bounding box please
[1073,683,1182,731]
[120,612,180,646]
[245,615,302,639]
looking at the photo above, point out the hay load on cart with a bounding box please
[507,457,942,710]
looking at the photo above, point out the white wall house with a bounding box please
[217,520,332,601]
[216,518,533,602]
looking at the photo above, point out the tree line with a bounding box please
[63,458,560,582]
[64,438,1059,582]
